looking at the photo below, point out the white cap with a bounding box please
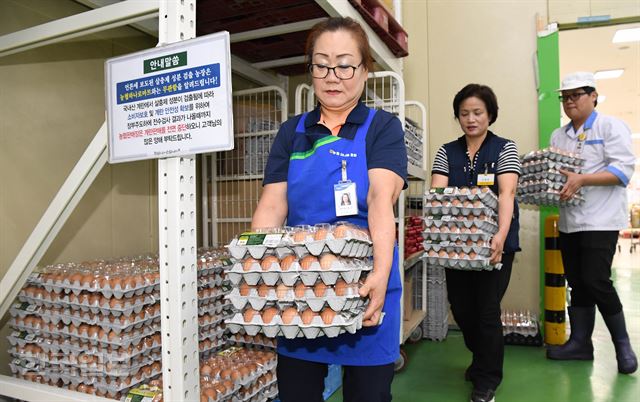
[557,71,596,91]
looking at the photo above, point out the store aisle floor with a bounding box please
[327,239,639,402]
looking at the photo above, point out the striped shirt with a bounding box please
[432,138,521,177]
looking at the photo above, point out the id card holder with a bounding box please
[335,181,358,216]
[477,173,495,186]
[334,160,358,216]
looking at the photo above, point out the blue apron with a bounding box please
[277,108,401,366]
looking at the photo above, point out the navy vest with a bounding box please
[443,132,521,253]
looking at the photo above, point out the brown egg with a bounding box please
[220,368,232,379]
[281,307,298,324]
[448,251,458,259]
[319,254,337,270]
[314,228,328,241]
[293,230,309,243]
[469,251,478,259]
[428,250,437,257]
[280,255,296,271]
[470,226,478,233]
[81,274,96,288]
[109,298,124,309]
[333,224,350,239]
[301,309,316,325]
[257,283,270,297]
[260,256,279,271]
[334,279,348,296]
[320,308,337,325]
[276,283,291,299]
[300,255,318,270]
[87,326,99,338]
[123,276,137,290]
[109,276,121,290]
[294,282,307,298]
[243,308,258,322]
[69,273,83,285]
[243,258,258,271]
[88,293,101,306]
[261,307,278,324]
[438,250,448,258]
[239,282,252,296]
[313,282,327,297]
[203,387,217,400]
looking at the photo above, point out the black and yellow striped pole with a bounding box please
[544,215,566,345]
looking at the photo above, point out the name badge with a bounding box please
[334,181,358,216]
[477,173,495,186]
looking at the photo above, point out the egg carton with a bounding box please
[226,308,365,339]
[226,358,277,389]
[7,330,40,347]
[199,287,232,303]
[234,379,278,402]
[227,334,277,350]
[40,310,161,334]
[37,336,162,363]
[40,280,159,300]
[9,358,42,376]
[9,302,42,318]
[227,285,363,313]
[423,217,498,234]
[425,187,498,209]
[199,326,227,342]
[199,337,228,355]
[199,300,234,316]
[423,243,492,258]
[521,160,581,175]
[425,257,502,271]
[17,291,159,317]
[83,370,161,398]
[520,169,569,183]
[517,191,584,207]
[423,230,493,243]
[518,179,567,194]
[521,147,585,165]
[227,256,372,287]
[423,204,496,218]
[199,313,228,330]
[26,352,160,378]
[198,273,227,289]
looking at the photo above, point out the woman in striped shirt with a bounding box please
[430,84,521,402]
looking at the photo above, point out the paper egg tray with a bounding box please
[423,204,496,218]
[38,310,161,334]
[39,280,159,300]
[425,189,498,210]
[517,192,584,207]
[199,337,228,355]
[227,257,372,287]
[227,333,277,350]
[227,235,372,260]
[199,286,231,302]
[424,218,498,234]
[199,272,227,289]
[426,257,502,271]
[226,308,364,339]
[518,180,567,194]
[520,170,568,183]
[199,300,233,317]
[227,284,363,313]
[9,302,42,318]
[423,230,493,243]
[235,379,278,402]
[423,243,492,258]
[521,160,581,175]
[521,148,585,165]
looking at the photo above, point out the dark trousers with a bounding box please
[277,354,395,402]
[445,252,514,392]
[559,231,622,316]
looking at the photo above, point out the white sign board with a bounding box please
[105,31,233,163]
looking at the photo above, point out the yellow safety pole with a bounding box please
[544,215,566,345]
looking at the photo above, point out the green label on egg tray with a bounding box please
[237,232,284,246]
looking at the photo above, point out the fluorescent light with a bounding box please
[597,95,606,103]
[613,27,640,43]
[594,69,624,80]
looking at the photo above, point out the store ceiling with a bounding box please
[559,22,640,136]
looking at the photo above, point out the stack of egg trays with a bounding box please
[227,333,277,350]
[197,248,236,355]
[233,364,278,402]
[225,253,370,339]
[226,224,373,262]
[518,147,585,206]
[422,264,449,341]
[423,187,501,271]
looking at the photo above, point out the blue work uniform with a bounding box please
[263,102,407,366]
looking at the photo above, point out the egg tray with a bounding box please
[424,257,502,271]
[198,256,234,275]
[37,279,159,300]
[227,257,372,287]
[520,170,570,184]
[521,148,585,165]
[199,313,229,330]
[517,191,584,207]
[17,291,159,317]
[235,379,278,402]
[423,217,498,234]
[199,326,227,342]
[226,308,365,339]
[198,273,228,289]
[9,302,42,318]
[521,160,581,175]
[518,180,569,194]
[423,242,492,258]
[227,234,373,261]
[45,338,161,363]
[199,337,228,355]
[227,285,363,313]
[199,300,234,317]
[199,287,232,304]
[425,188,498,210]
[423,204,496,218]
[227,337,277,350]
[423,230,493,243]
[218,357,277,389]
[38,310,161,334]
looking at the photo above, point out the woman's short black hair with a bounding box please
[453,84,499,125]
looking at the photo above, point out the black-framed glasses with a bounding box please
[308,63,362,80]
[559,92,588,102]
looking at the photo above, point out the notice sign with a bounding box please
[105,31,233,163]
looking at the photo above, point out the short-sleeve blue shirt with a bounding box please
[263,102,408,187]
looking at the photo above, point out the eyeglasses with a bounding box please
[308,63,362,80]
[559,92,589,102]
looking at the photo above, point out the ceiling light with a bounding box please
[594,69,624,80]
[597,95,606,103]
[612,27,640,43]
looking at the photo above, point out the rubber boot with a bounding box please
[603,311,638,374]
[547,306,595,360]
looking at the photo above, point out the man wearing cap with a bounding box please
[546,71,637,374]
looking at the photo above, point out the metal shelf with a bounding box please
[404,251,424,271]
